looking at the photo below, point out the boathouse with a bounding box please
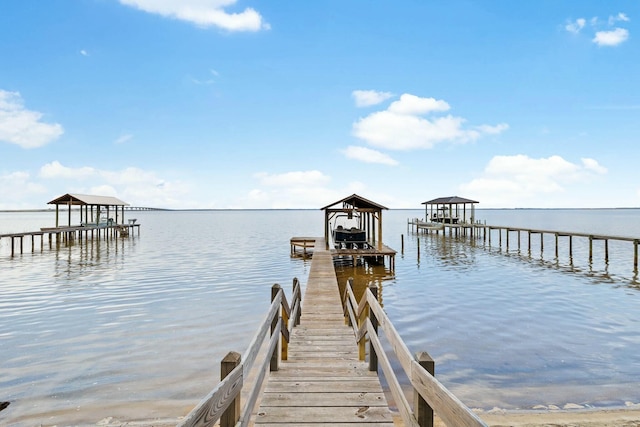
[320,193,396,268]
[422,195,479,224]
[48,193,129,228]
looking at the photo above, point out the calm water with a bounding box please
[1,209,640,425]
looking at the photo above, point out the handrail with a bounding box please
[178,278,303,427]
[343,279,487,427]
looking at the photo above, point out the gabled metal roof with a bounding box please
[321,193,388,211]
[48,193,129,206]
[422,196,479,205]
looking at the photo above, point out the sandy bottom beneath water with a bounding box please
[46,406,640,427]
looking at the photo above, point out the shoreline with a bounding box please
[478,404,640,427]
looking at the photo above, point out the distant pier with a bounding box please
[0,223,140,257]
[408,219,640,272]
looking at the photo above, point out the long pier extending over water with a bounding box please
[408,218,640,272]
[0,223,140,257]
[179,237,486,427]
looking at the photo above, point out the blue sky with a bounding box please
[1,1,639,209]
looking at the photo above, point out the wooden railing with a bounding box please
[343,279,488,427]
[177,278,302,427]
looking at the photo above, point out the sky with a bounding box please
[1,0,639,210]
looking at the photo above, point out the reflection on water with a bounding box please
[335,262,394,307]
[1,209,640,425]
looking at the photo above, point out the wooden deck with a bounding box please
[255,239,394,426]
[0,223,141,257]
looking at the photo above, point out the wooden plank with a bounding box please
[260,391,388,407]
[267,368,378,378]
[254,406,393,423]
[258,424,394,427]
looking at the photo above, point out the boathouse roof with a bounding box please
[422,196,479,205]
[321,193,388,211]
[48,193,129,207]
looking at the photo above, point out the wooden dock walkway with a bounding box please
[255,238,394,426]
[178,237,486,427]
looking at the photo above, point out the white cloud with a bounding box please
[0,171,47,209]
[566,18,586,34]
[255,170,331,187]
[593,27,629,46]
[352,93,507,150]
[459,154,607,207]
[40,161,96,179]
[476,123,510,134]
[114,134,133,144]
[0,90,64,149]
[565,13,631,47]
[581,157,607,174]
[242,170,336,208]
[34,161,191,209]
[342,146,398,166]
[388,94,450,115]
[118,0,269,31]
[609,12,630,25]
[352,90,394,107]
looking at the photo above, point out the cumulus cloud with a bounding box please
[0,90,64,149]
[566,12,630,47]
[388,94,450,115]
[459,154,607,207]
[593,28,629,46]
[352,90,394,107]
[342,146,398,166]
[34,161,190,209]
[40,161,96,179]
[243,170,337,208]
[118,0,269,31]
[0,171,47,209]
[566,18,586,34]
[352,93,507,150]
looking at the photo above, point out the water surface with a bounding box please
[1,209,640,425]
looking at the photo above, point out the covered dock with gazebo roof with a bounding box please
[422,196,479,225]
[48,193,130,228]
[290,194,396,269]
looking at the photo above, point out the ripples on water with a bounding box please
[1,209,640,425]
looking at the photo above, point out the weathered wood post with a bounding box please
[281,290,289,362]
[555,233,559,258]
[506,229,509,251]
[589,236,593,263]
[369,284,378,373]
[220,351,241,427]
[415,351,435,427]
[401,234,404,254]
[292,278,301,326]
[605,239,609,263]
[417,238,420,259]
[569,235,573,260]
[270,284,281,372]
[634,240,639,272]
